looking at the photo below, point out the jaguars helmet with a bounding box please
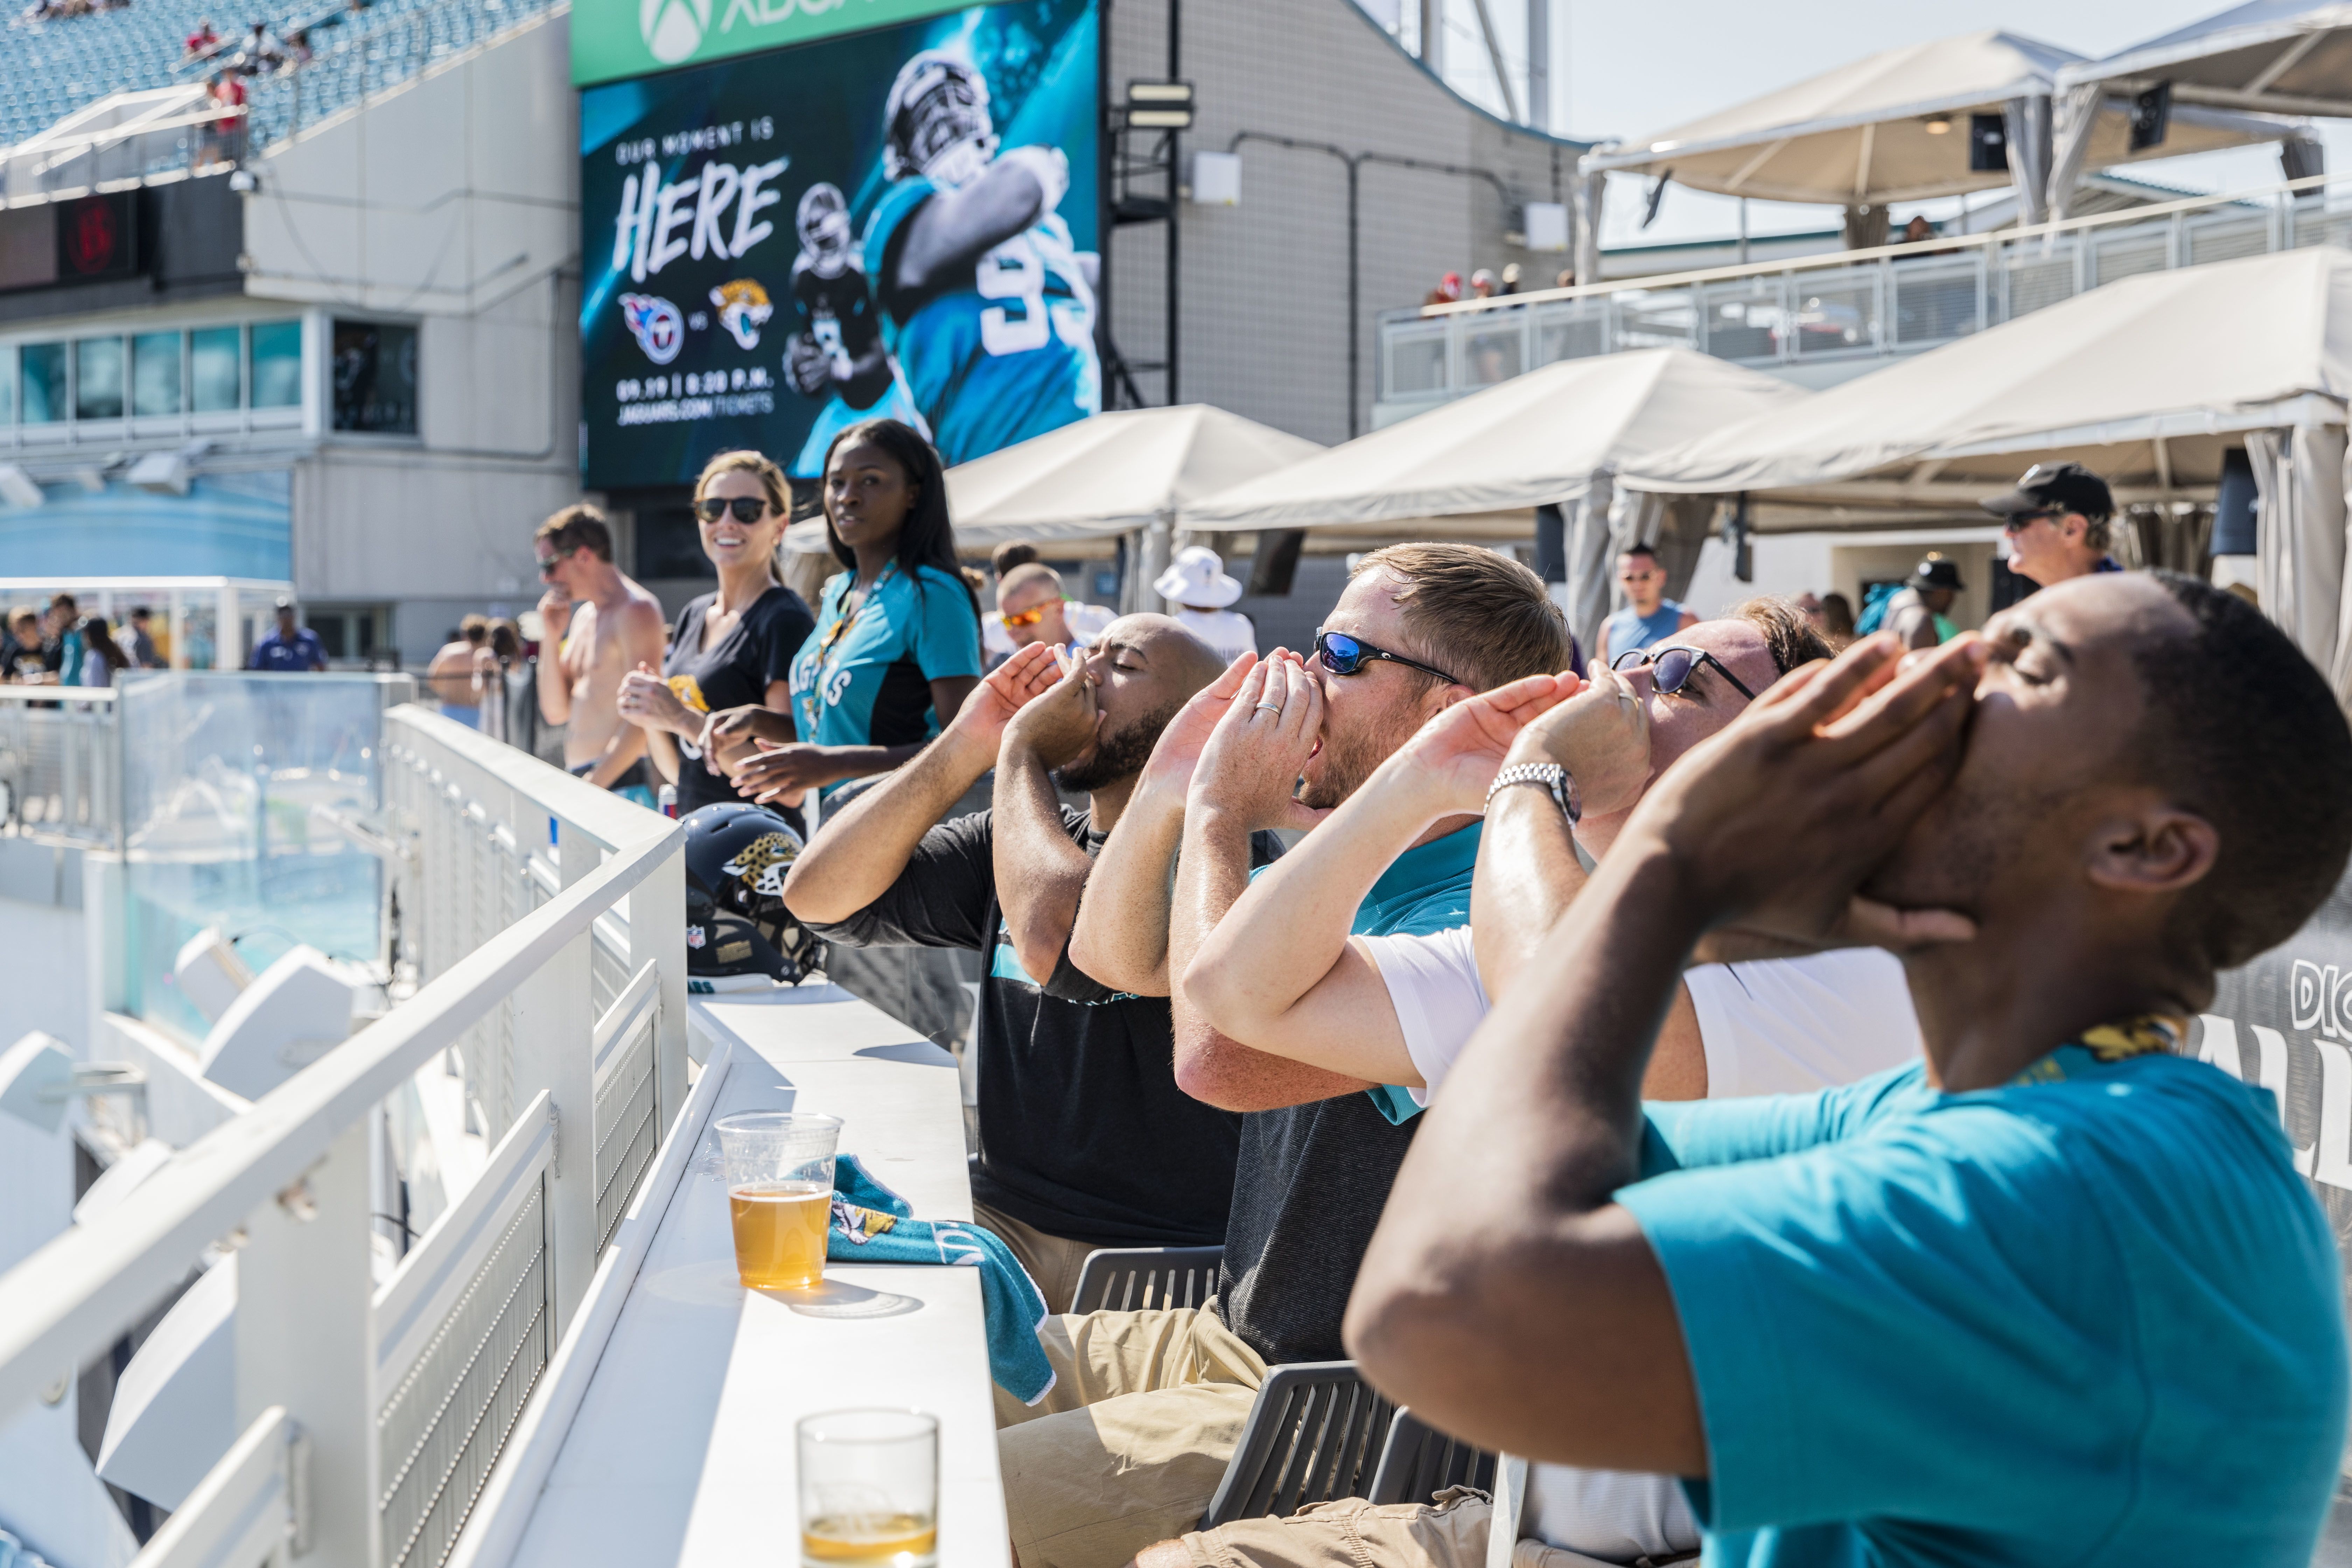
[796,182,853,277]
[882,50,996,188]
[683,804,825,983]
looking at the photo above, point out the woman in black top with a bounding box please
[618,450,816,822]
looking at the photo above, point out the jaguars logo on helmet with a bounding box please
[721,830,799,898]
[684,804,825,983]
[883,51,996,189]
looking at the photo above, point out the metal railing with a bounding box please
[1377,172,2352,410]
[0,706,686,1568]
[0,104,246,204]
[0,686,120,849]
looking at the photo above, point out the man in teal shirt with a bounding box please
[1351,574,2352,1568]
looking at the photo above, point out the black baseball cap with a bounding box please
[1909,554,1965,592]
[1980,461,2113,522]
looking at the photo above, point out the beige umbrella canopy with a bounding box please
[2057,1,2352,118]
[1579,29,2305,257]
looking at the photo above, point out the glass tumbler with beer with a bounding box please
[797,1408,938,1568]
[714,1111,842,1291]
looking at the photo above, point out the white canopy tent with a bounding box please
[1619,246,2352,698]
[2050,2,2348,218]
[1181,349,1809,658]
[1577,29,2308,269]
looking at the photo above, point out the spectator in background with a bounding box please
[125,606,162,667]
[1984,462,2121,587]
[1469,268,1498,300]
[983,540,1046,661]
[1902,214,1935,245]
[995,563,1114,653]
[249,597,327,671]
[1593,542,1697,666]
[1499,262,1522,296]
[1152,545,1256,664]
[1555,267,1576,289]
[535,504,667,805]
[44,595,82,686]
[2,608,41,679]
[184,18,222,57]
[993,540,1042,578]
[1819,590,1856,647]
[618,449,816,824]
[474,620,525,744]
[1877,554,1964,650]
[1422,272,1463,308]
[78,617,132,688]
[428,616,491,725]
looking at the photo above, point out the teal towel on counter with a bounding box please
[825,1155,1055,1404]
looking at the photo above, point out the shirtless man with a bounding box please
[427,615,490,726]
[532,505,666,804]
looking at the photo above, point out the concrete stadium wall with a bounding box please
[1105,0,1582,446]
[244,9,583,663]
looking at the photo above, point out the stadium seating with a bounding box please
[0,0,552,154]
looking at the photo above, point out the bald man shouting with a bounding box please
[786,617,1266,1314]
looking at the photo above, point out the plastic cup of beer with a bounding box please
[714,1111,841,1291]
[796,1408,938,1568]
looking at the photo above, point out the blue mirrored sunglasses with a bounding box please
[1313,629,1462,687]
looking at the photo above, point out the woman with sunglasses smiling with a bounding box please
[618,450,816,822]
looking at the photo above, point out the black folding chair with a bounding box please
[1069,1245,1225,1314]
[1199,1362,1397,1528]
[1367,1406,1498,1505]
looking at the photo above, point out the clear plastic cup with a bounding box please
[714,1111,841,1291]
[797,1408,939,1567]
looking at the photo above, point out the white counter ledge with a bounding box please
[462,983,1007,1568]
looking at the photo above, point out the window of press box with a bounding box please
[20,342,65,424]
[190,326,241,412]
[250,321,303,408]
[331,320,418,434]
[133,331,182,416]
[75,336,125,420]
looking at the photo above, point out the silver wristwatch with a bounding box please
[1484,761,1580,824]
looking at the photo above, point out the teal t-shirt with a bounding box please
[788,562,982,792]
[1616,1044,2347,1568]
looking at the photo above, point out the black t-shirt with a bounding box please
[803,806,1278,1246]
[1216,1093,1418,1365]
[663,584,815,817]
[792,257,883,359]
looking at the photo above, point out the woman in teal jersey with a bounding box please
[716,419,982,806]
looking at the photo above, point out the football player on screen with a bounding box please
[862,50,1101,467]
[785,182,931,478]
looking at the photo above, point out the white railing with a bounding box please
[0,686,120,849]
[0,105,247,204]
[0,706,685,1568]
[1377,171,2352,410]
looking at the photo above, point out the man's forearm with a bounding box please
[783,735,988,922]
[1171,807,1373,1110]
[1470,785,1588,1001]
[1065,789,1183,994]
[992,741,1094,982]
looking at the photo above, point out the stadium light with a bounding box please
[1124,80,1195,131]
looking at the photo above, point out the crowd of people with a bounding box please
[1423,263,1580,307]
[513,416,2352,1568]
[1,594,164,686]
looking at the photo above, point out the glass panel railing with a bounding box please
[118,672,408,1042]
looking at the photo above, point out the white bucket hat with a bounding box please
[1154,545,1243,609]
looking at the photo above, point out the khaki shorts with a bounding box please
[971,1200,1120,1317]
[1174,1490,1656,1568]
[997,1300,1269,1568]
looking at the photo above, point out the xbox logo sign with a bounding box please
[638,0,710,64]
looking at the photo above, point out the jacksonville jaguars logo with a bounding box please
[710,278,774,350]
[619,293,685,365]
[721,831,799,897]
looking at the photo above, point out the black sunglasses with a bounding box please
[1314,629,1463,687]
[536,546,581,578]
[695,496,770,523]
[1612,644,1758,702]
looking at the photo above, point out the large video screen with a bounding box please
[579,0,1100,490]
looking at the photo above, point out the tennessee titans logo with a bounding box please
[620,293,684,365]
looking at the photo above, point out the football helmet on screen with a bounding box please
[883,50,997,188]
[796,182,853,277]
[683,803,825,983]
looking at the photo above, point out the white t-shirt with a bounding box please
[1354,926,1924,1562]
[1170,606,1256,664]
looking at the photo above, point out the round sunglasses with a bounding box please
[1610,644,1758,701]
[696,496,772,524]
[1313,629,1463,686]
